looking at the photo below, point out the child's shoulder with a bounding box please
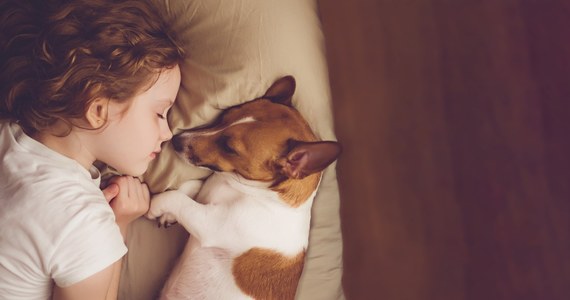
[1,122,99,189]
[1,122,111,227]
[0,160,115,250]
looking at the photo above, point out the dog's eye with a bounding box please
[217,135,238,155]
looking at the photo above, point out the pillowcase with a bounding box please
[118,1,345,299]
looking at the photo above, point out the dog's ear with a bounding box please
[277,140,342,179]
[263,76,296,106]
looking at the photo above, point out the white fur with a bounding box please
[177,116,257,138]
[147,172,316,299]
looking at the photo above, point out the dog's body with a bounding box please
[147,76,341,300]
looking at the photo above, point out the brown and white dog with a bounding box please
[146,76,341,300]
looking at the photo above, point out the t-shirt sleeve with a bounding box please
[49,201,127,287]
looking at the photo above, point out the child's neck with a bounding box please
[32,128,95,171]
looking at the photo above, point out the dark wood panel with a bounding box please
[318,1,570,299]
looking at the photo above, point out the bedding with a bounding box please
[116,0,344,299]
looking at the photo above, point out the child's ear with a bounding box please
[85,98,109,128]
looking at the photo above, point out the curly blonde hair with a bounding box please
[0,0,184,135]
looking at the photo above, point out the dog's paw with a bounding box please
[156,214,178,228]
[146,190,185,227]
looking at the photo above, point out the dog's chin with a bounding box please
[175,151,200,166]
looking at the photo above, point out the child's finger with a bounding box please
[142,183,150,207]
[101,183,119,202]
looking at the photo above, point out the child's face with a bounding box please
[93,65,181,176]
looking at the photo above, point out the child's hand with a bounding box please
[105,176,150,236]
[101,183,119,201]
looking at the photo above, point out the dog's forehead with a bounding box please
[227,115,294,141]
[227,116,257,127]
[221,99,316,143]
[225,100,297,127]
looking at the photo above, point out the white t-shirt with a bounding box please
[0,122,127,299]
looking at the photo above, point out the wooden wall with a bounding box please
[318,1,570,299]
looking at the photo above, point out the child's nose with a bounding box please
[161,125,173,141]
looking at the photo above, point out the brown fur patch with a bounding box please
[272,173,321,208]
[232,248,306,300]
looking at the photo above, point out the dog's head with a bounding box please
[172,76,341,185]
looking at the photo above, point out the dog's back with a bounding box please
[161,172,315,299]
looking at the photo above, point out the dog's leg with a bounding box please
[146,190,189,226]
[177,179,203,198]
[147,191,227,240]
[145,180,202,227]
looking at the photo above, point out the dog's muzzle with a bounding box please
[171,134,185,152]
[171,133,205,167]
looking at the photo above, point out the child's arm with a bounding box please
[106,175,151,239]
[51,264,116,300]
[105,176,150,298]
[52,176,150,300]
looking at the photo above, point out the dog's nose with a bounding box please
[171,134,184,152]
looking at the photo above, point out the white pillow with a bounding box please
[118,1,345,299]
